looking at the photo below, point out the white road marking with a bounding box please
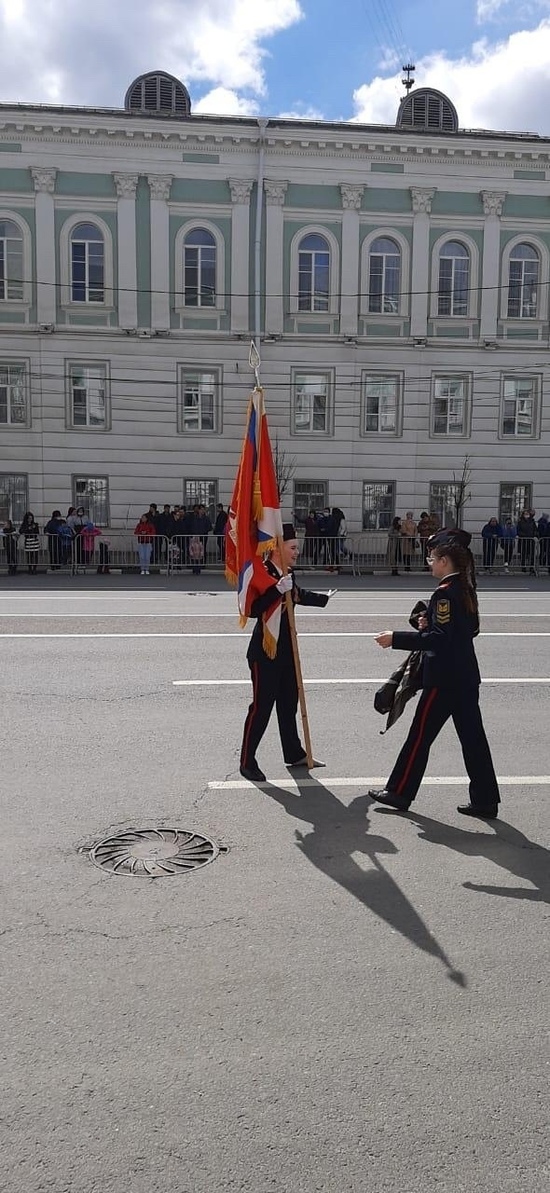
[209,775,550,790]
[0,610,548,618]
[1,631,549,640]
[173,678,550,686]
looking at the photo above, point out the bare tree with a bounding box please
[452,454,472,527]
[273,435,297,501]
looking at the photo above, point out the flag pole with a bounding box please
[249,342,315,769]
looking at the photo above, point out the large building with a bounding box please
[0,71,549,530]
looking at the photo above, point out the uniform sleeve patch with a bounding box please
[435,598,451,624]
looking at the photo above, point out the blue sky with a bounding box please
[2,0,550,134]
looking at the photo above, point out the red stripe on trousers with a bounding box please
[396,687,439,797]
[240,661,259,766]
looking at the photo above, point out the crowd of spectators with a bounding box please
[481,510,549,574]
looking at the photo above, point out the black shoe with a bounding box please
[286,756,325,769]
[367,789,411,811]
[240,763,267,783]
[457,804,498,820]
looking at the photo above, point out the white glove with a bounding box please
[327,588,338,599]
[276,574,293,594]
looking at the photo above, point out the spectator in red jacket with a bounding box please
[133,514,156,575]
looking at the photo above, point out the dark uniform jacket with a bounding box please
[391,574,481,692]
[247,559,328,665]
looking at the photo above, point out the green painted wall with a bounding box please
[504,195,550,218]
[0,144,22,153]
[362,188,410,213]
[513,169,546,181]
[285,183,342,210]
[371,163,404,174]
[56,172,116,197]
[182,153,220,164]
[360,224,413,247]
[0,168,32,192]
[170,179,230,204]
[429,226,483,253]
[431,192,483,216]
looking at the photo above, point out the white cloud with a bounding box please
[193,87,259,117]
[277,105,325,120]
[352,20,550,135]
[0,0,303,107]
[477,0,550,19]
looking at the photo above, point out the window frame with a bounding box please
[291,369,333,436]
[430,373,472,439]
[361,372,403,438]
[499,375,541,440]
[367,236,401,315]
[0,472,28,523]
[360,228,410,319]
[0,360,31,428]
[362,480,396,530]
[59,213,114,310]
[292,480,329,523]
[506,243,540,320]
[177,366,222,434]
[70,222,105,305]
[498,482,533,524]
[183,479,218,524]
[429,481,464,529]
[430,232,479,321]
[500,235,549,326]
[65,361,111,431]
[289,226,340,317]
[71,476,110,526]
[437,240,470,318]
[0,211,32,311]
[174,220,226,314]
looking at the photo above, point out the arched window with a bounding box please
[438,240,469,316]
[368,237,401,314]
[184,228,216,308]
[0,219,23,301]
[70,223,105,303]
[507,243,539,319]
[298,233,330,312]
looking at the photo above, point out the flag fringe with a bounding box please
[225,565,238,587]
[262,623,277,659]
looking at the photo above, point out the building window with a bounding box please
[178,369,220,433]
[431,375,470,436]
[67,363,109,429]
[500,377,539,438]
[438,241,469,316]
[292,372,331,434]
[184,479,218,523]
[507,244,539,319]
[72,477,110,526]
[183,228,216,307]
[0,363,29,425]
[0,473,28,523]
[368,237,401,314]
[499,483,533,524]
[293,481,328,522]
[362,374,401,435]
[0,219,23,302]
[70,223,105,303]
[429,482,463,528]
[298,233,330,312]
[362,481,395,530]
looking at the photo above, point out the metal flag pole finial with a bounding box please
[249,340,262,390]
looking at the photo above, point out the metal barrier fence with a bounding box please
[0,530,548,576]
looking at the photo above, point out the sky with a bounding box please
[1,0,550,135]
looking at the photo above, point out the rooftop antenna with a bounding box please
[402,63,416,93]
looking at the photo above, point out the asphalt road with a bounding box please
[1,574,549,1193]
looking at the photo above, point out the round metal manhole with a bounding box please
[89,828,219,877]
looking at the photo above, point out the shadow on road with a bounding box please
[260,774,466,986]
[408,811,550,903]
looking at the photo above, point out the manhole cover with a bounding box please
[89,828,219,877]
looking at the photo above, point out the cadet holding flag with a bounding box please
[368,528,501,819]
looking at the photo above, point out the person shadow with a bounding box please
[407,810,550,903]
[260,773,466,986]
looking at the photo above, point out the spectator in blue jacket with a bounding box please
[481,517,502,572]
[501,519,517,569]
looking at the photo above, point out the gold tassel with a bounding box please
[225,566,237,587]
[262,623,277,659]
[252,476,263,523]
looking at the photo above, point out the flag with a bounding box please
[226,388,284,657]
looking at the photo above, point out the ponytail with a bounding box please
[432,543,479,618]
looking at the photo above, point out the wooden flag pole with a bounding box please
[249,341,315,769]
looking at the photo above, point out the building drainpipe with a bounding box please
[254,119,268,344]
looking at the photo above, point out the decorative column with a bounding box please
[228,179,254,333]
[31,168,57,326]
[410,187,435,338]
[113,173,139,329]
[148,174,172,330]
[480,191,506,340]
[340,184,364,336]
[264,180,288,335]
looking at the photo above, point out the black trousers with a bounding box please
[387,685,500,808]
[241,652,303,767]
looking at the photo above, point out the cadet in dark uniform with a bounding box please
[240,524,332,783]
[368,528,500,819]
